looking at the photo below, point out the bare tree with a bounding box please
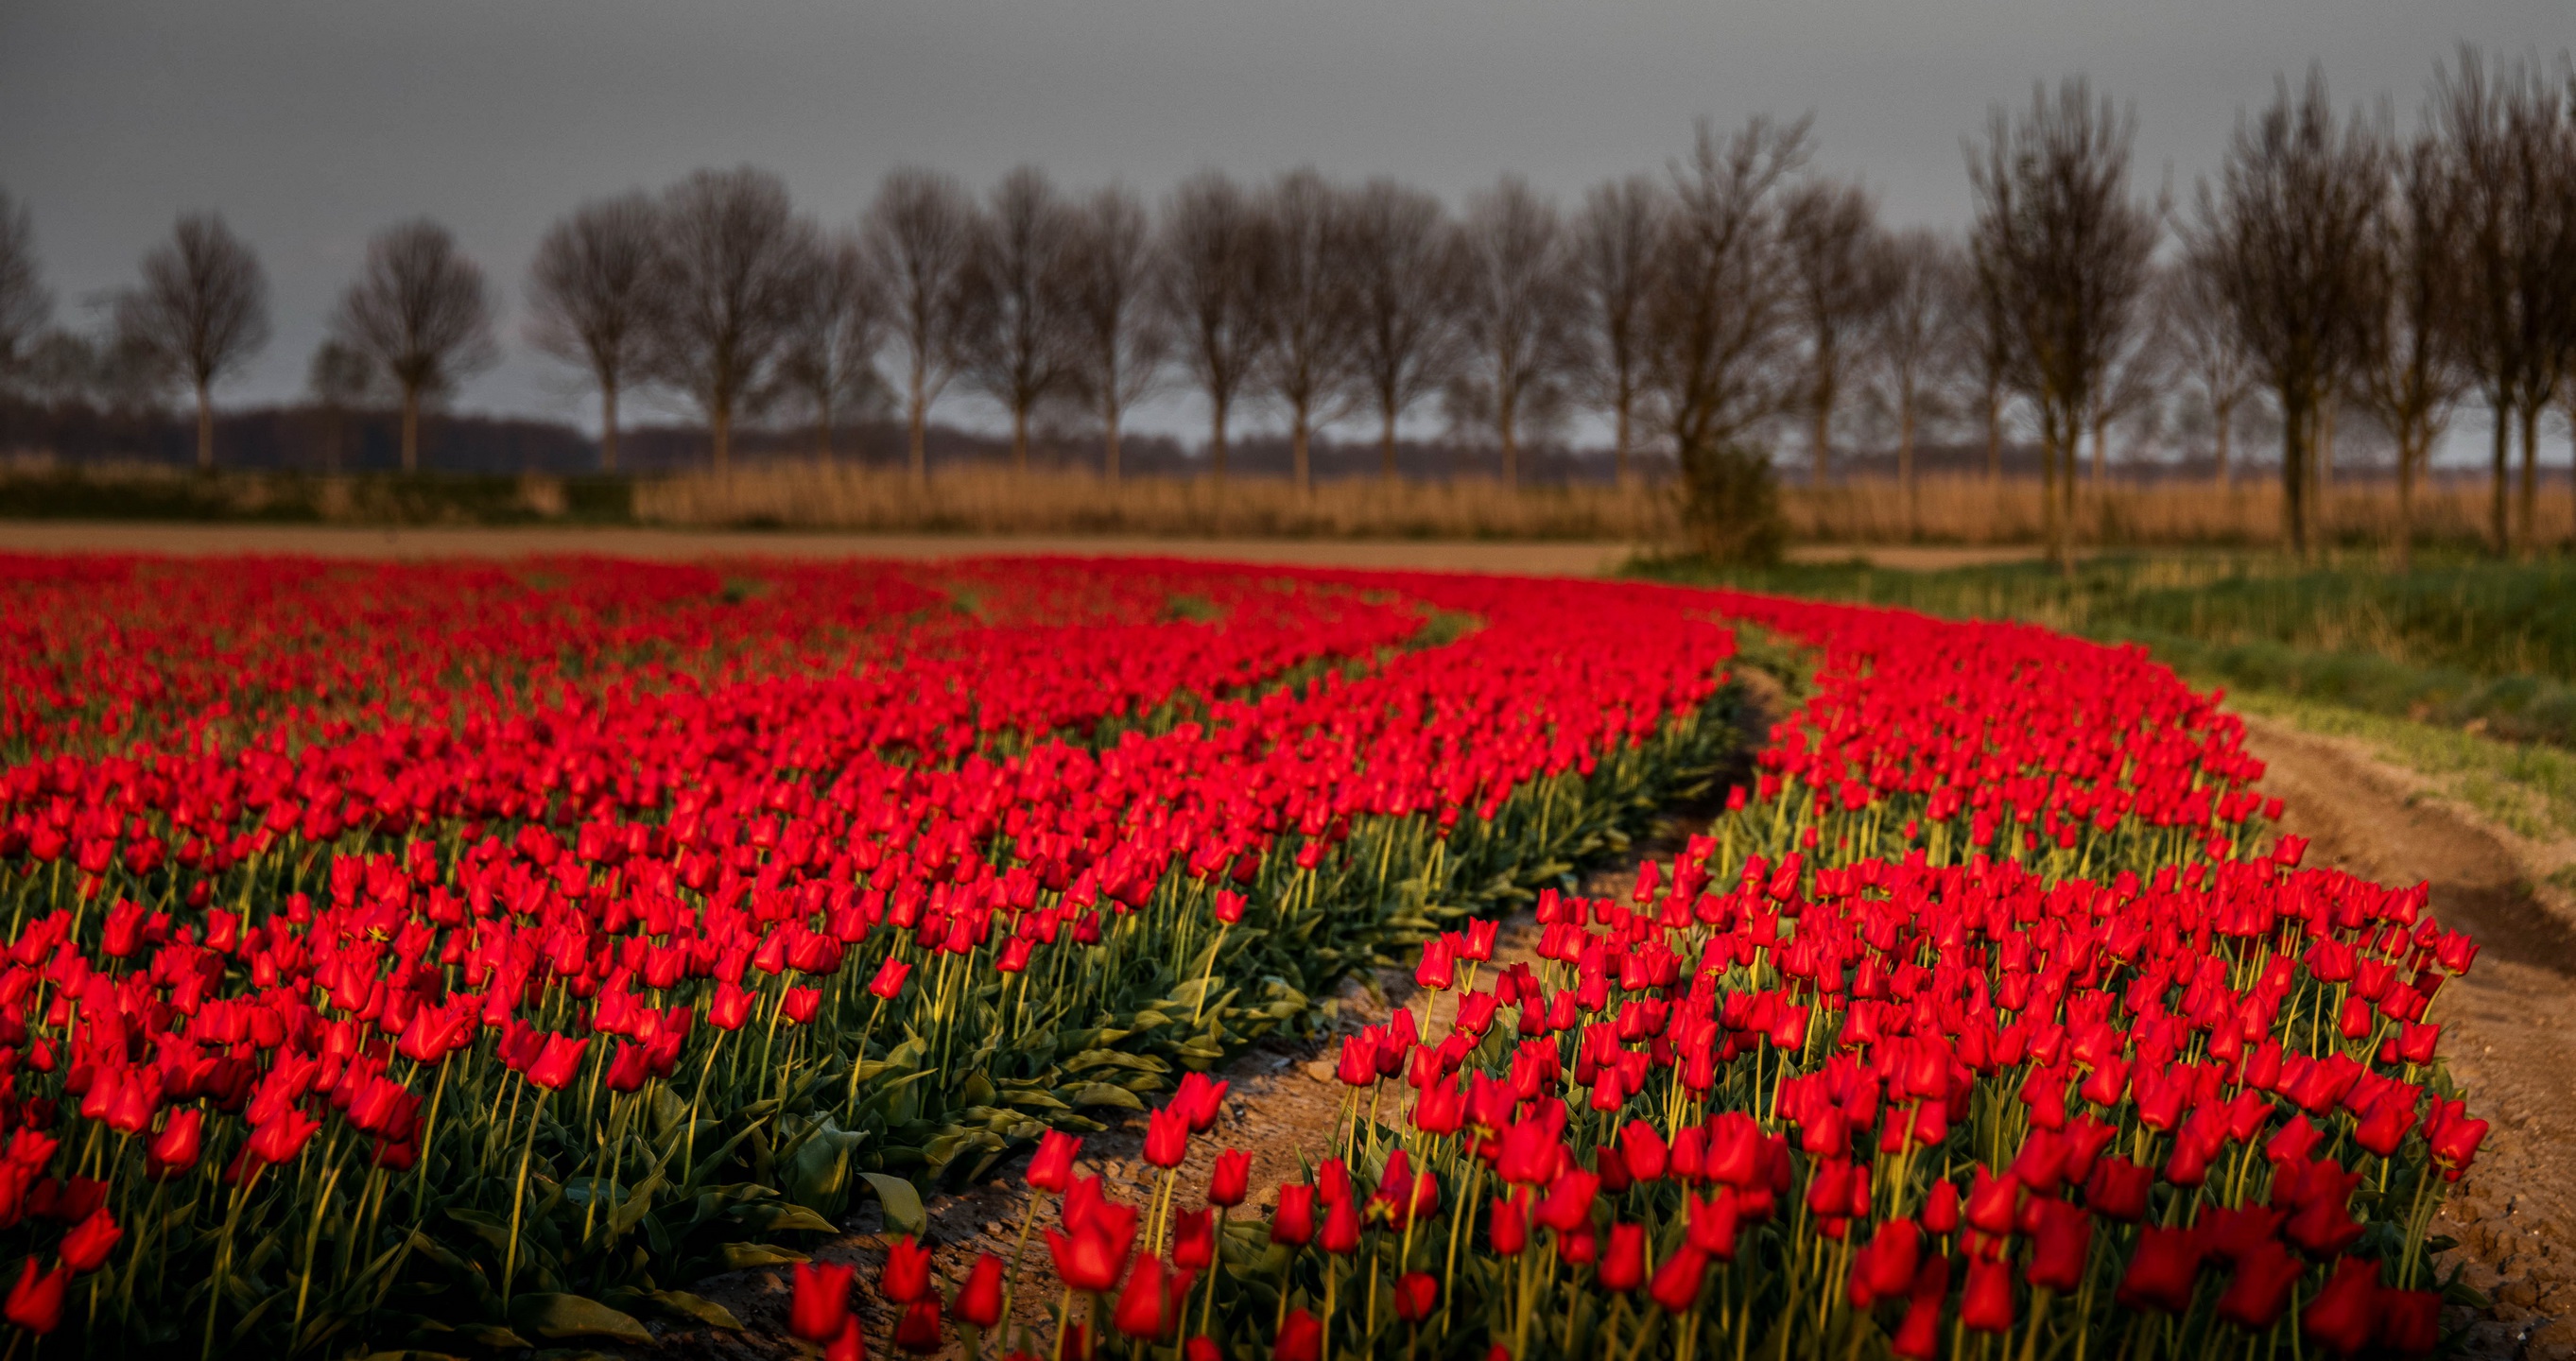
[2088,296,2169,490]
[1958,252,2015,481]
[527,191,665,474]
[866,167,982,483]
[774,232,886,462]
[1158,170,1271,486]
[1254,169,1357,494]
[2431,49,2574,555]
[1783,178,1886,487]
[0,189,48,389]
[651,167,816,474]
[962,166,1080,472]
[1867,228,1962,535]
[113,213,270,471]
[331,219,496,474]
[1573,176,1665,486]
[2349,118,2474,570]
[306,339,383,474]
[2190,67,2382,557]
[1064,184,1167,483]
[1453,175,1576,490]
[1648,115,1814,561]
[1967,78,2161,569]
[2164,242,2256,487]
[1341,178,1462,481]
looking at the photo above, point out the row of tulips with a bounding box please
[0,557,1772,1353]
[887,832,2481,1360]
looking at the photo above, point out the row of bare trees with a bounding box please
[0,46,2568,560]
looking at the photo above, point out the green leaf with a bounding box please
[1061,1081,1147,1111]
[457,1324,531,1349]
[735,1202,839,1235]
[857,1171,927,1234]
[510,1294,652,1345]
[716,1242,810,1270]
[641,1289,743,1330]
[1061,1049,1168,1075]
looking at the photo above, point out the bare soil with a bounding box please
[2239,715,2576,1360]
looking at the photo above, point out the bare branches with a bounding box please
[0,189,50,390]
[867,167,981,482]
[2348,117,2475,565]
[1253,168,1358,494]
[527,191,666,473]
[1967,77,2160,567]
[1063,184,1167,482]
[1867,229,1964,531]
[650,167,817,474]
[1572,176,1665,484]
[1156,170,1271,483]
[1783,177,1884,486]
[2189,66,2381,554]
[961,166,1080,472]
[774,232,886,464]
[1453,175,1575,491]
[1343,178,1461,480]
[330,219,495,474]
[114,213,270,470]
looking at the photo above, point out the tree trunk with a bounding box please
[2281,397,2309,559]
[1380,405,1398,481]
[813,387,833,463]
[2316,399,2334,545]
[2040,415,2064,573]
[401,386,421,475]
[1011,405,1029,474]
[1500,389,1519,493]
[2214,402,2231,489]
[1613,398,1631,488]
[1810,376,1831,488]
[1291,403,1311,495]
[2517,400,2540,560]
[195,382,214,473]
[908,367,928,485]
[712,394,731,474]
[1983,386,2001,481]
[1898,384,1916,543]
[2395,430,2418,575]
[2490,403,2510,557]
[1103,396,1122,484]
[600,383,619,474]
[1208,397,1228,486]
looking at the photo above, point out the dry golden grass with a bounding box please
[632,462,1680,541]
[1783,474,2568,549]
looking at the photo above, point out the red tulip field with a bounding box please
[0,553,2489,1358]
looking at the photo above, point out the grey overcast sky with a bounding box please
[1,0,2568,444]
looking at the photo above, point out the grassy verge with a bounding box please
[2228,688,2576,847]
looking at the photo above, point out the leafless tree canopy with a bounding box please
[113,213,271,470]
[2163,241,2256,487]
[2190,66,2383,554]
[1254,168,1359,493]
[1156,170,1271,482]
[1783,178,1886,487]
[527,191,666,473]
[1967,77,2160,566]
[961,166,1081,472]
[1866,228,1963,529]
[1572,176,1665,484]
[0,188,50,387]
[1648,114,1812,560]
[1453,175,1577,491]
[2348,117,2476,566]
[1063,184,1167,482]
[867,167,982,481]
[2431,48,2575,554]
[330,218,496,474]
[1343,178,1463,479]
[773,232,886,464]
[650,166,817,473]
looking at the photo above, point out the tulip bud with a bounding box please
[789,1261,856,1341]
[954,1252,1005,1328]
[1207,1148,1251,1207]
[1028,1131,1081,1193]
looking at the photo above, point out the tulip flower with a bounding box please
[893,1298,942,1353]
[881,1235,932,1302]
[2216,1238,2308,1329]
[4,1257,64,1334]
[790,1261,856,1341]
[1489,1194,1528,1256]
[1270,1183,1316,1247]
[1647,1244,1706,1314]
[1112,1255,1171,1338]
[1274,1309,1323,1361]
[148,1108,203,1178]
[954,1251,1004,1329]
[1144,1107,1190,1169]
[868,957,912,1000]
[1961,1257,2014,1333]
[61,1207,120,1272]
[1599,1222,1649,1292]
[527,1035,589,1090]
[1028,1131,1081,1193]
[1319,1195,1362,1255]
[1207,1147,1251,1207]
[1046,1219,1129,1294]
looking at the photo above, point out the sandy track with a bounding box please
[2240,715,2576,1359]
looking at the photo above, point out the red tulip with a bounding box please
[1271,1183,1316,1247]
[1618,1120,1668,1183]
[1599,1221,1648,1292]
[1029,1130,1081,1193]
[3,1257,64,1334]
[954,1251,1005,1328]
[1319,1195,1362,1255]
[790,1261,855,1340]
[2215,1238,2307,1329]
[1144,1107,1190,1169]
[61,1207,120,1272]
[1112,1254,1171,1338]
[2302,1255,2379,1355]
[882,1235,933,1302]
[893,1298,942,1353]
[1647,1244,1706,1314]
[1172,1208,1214,1270]
[527,1034,589,1090]
[868,957,912,1000]
[1489,1194,1528,1256]
[1274,1308,1323,1361]
[148,1108,203,1178]
[1961,1257,2014,1333]
[1207,1147,1251,1207]
[1891,1253,1949,1359]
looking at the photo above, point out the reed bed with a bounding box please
[1784,473,2574,548]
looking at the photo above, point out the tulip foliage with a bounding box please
[0,553,2481,1356]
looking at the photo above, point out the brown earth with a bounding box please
[2239,715,2576,1360]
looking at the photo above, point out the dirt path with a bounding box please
[2239,715,2576,1360]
